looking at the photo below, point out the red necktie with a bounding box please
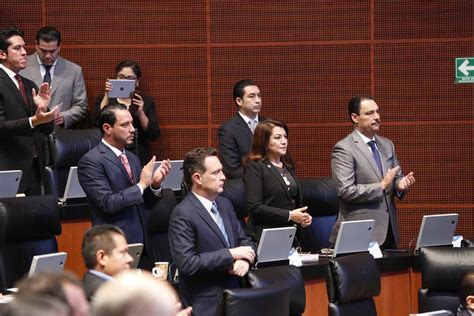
[14,74,28,105]
[120,153,134,181]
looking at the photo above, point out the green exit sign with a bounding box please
[455,58,474,83]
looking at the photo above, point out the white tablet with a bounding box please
[108,79,136,98]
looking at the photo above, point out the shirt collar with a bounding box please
[0,64,18,79]
[238,112,259,125]
[355,129,375,144]
[88,269,114,281]
[192,192,214,212]
[36,54,58,68]
[102,139,124,157]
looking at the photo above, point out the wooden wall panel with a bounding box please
[375,42,474,122]
[375,0,474,39]
[45,0,207,45]
[210,0,370,43]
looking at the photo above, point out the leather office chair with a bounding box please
[326,252,381,316]
[418,247,474,314]
[0,195,61,288]
[217,285,290,316]
[43,128,101,197]
[299,178,339,252]
[248,265,306,316]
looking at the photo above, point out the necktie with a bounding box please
[248,119,257,133]
[120,153,134,181]
[43,65,52,85]
[14,74,28,105]
[211,202,230,247]
[368,140,383,174]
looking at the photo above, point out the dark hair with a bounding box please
[0,27,24,53]
[15,271,82,314]
[82,224,126,270]
[233,79,258,105]
[36,26,61,45]
[245,119,295,169]
[348,96,374,124]
[182,147,218,189]
[459,271,474,307]
[96,103,128,134]
[115,59,142,79]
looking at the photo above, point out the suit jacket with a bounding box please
[244,160,303,243]
[94,95,160,166]
[0,68,54,193]
[168,193,255,316]
[218,114,265,179]
[330,130,405,245]
[82,271,108,301]
[78,142,160,251]
[20,54,88,129]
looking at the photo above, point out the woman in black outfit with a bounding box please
[243,119,312,244]
[95,60,160,166]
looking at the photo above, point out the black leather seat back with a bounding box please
[326,253,380,316]
[0,195,61,288]
[248,265,305,316]
[44,128,101,197]
[217,285,289,316]
[418,247,474,314]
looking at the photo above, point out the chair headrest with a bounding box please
[1,195,61,241]
[299,178,339,216]
[420,247,474,291]
[50,129,101,168]
[326,253,381,304]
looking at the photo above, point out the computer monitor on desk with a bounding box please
[0,170,22,198]
[58,167,86,205]
[256,227,296,268]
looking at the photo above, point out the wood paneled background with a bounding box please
[2,0,473,247]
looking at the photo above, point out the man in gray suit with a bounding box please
[20,26,88,129]
[330,96,415,248]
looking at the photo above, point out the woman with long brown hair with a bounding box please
[243,119,312,244]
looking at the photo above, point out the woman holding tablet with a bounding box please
[95,60,160,166]
[243,119,312,245]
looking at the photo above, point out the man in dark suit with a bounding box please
[169,147,256,316]
[81,224,134,300]
[0,27,59,195]
[218,79,264,179]
[330,96,416,248]
[78,104,171,265]
[20,26,88,129]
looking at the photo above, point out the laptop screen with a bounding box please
[415,213,458,251]
[28,252,67,277]
[333,219,375,257]
[0,170,22,198]
[60,167,86,202]
[257,226,296,264]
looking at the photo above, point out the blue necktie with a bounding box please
[211,202,230,247]
[368,140,383,174]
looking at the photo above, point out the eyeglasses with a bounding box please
[117,74,137,80]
